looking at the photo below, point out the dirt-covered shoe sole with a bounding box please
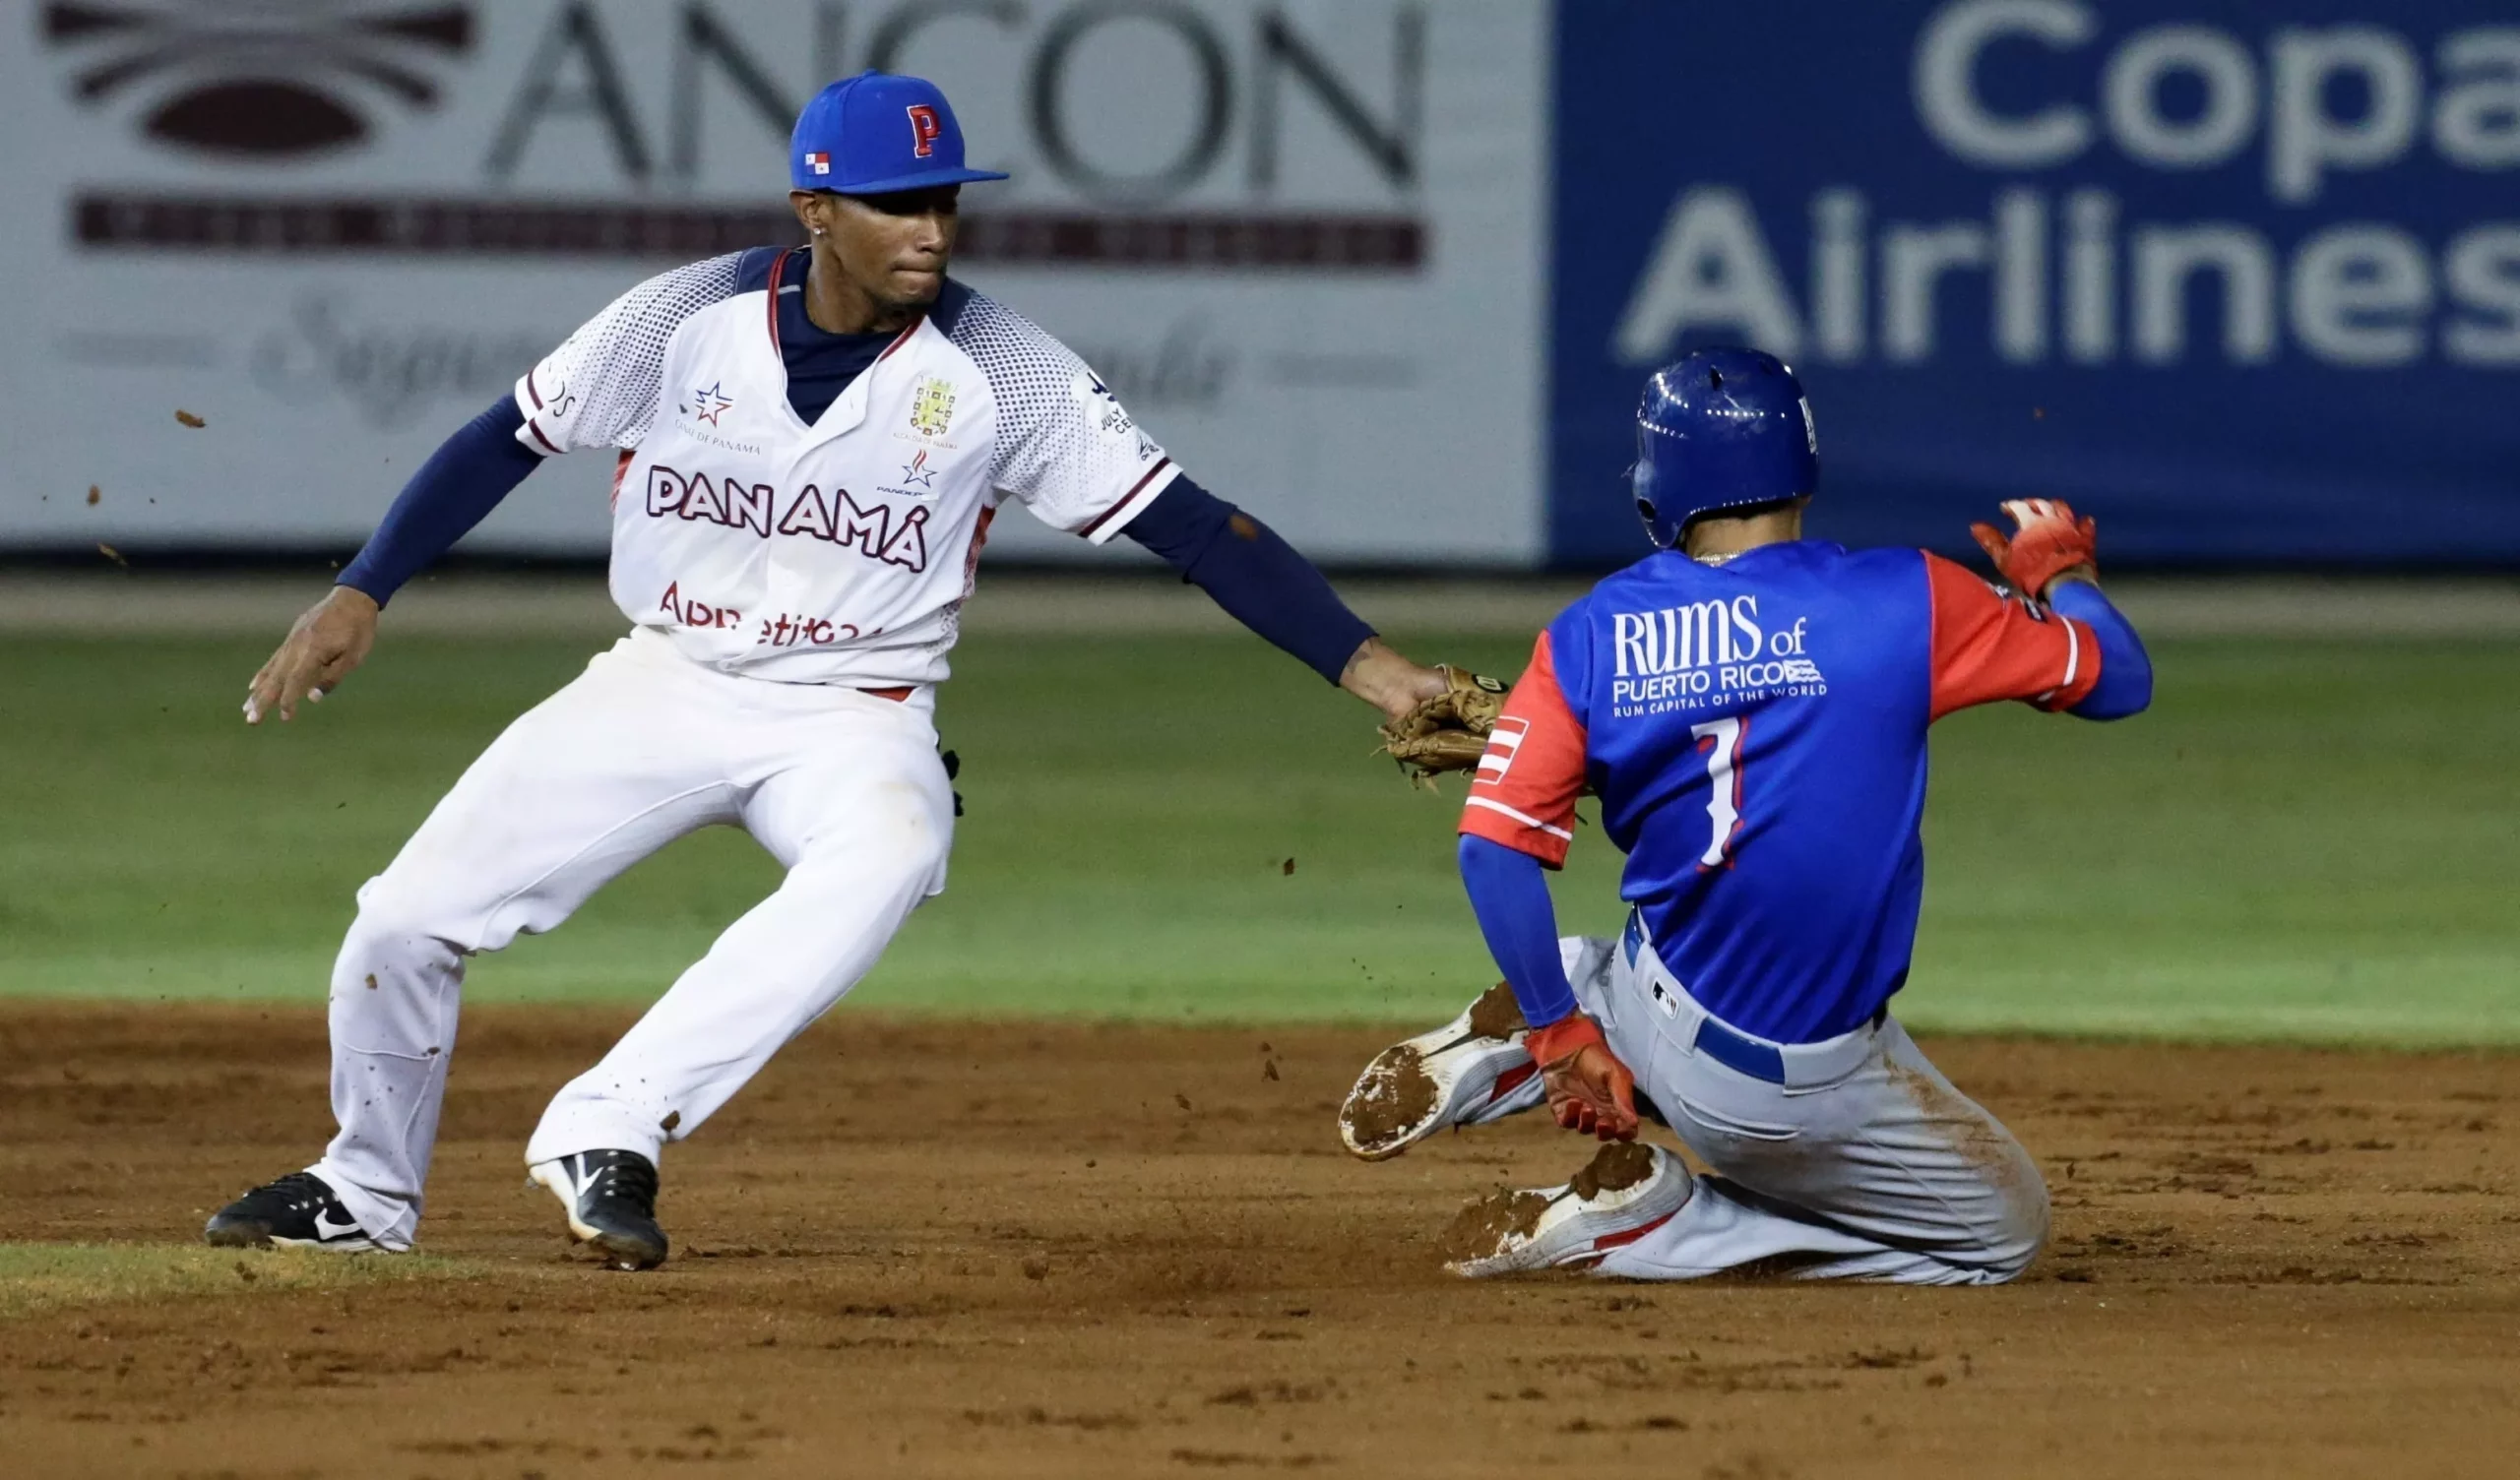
[1338,982,1541,1161]
[1440,1142,1691,1277]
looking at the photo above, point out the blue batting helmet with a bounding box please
[1631,348,1818,550]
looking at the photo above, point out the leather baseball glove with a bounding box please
[1378,664,1511,781]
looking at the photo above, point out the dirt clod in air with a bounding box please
[1571,1141,1659,1199]
[175,410,207,428]
[96,543,128,569]
[1468,980,1528,1040]
[1262,1058,1280,1081]
[1021,1257,1050,1281]
[661,1111,681,1133]
[1282,858,1295,876]
[363,975,378,991]
[86,486,100,506]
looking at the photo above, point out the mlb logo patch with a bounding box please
[805,152,831,175]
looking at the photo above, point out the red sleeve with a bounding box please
[1925,553,2104,721]
[1458,631,1589,868]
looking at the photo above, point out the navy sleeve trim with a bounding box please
[1123,476,1376,684]
[337,396,543,607]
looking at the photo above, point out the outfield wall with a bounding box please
[1,1,2513,568]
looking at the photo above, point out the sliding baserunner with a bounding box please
[1339,348,2153,1284]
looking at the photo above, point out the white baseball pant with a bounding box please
[1483,931,2048,1284]
[308,629,955,1250]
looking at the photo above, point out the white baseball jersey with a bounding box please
[512,246,1180,688]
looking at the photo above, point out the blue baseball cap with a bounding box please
[789,71,1009,195]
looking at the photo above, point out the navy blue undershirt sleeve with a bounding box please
[2048,580,2154,720]
[337,397,542,606]
[1122,477,1376,684]
[1459,834,1580,1029]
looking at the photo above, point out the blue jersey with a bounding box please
[1459,540,2104,1043]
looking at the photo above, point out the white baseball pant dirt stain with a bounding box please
[309,630,954,1250]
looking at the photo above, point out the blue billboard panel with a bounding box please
[1550,0,2520,566]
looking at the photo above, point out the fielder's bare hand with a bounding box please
[245,586,379,725]
[1341,637,1448,722]
[1525,1013,1641,1142]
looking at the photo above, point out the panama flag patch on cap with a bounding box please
[805,152,831,175]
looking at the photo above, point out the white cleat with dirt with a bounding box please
[1338,982,1545,1161]
[1441,1142,1694,1278]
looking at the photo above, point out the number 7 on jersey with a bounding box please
[1689,716,1746,869]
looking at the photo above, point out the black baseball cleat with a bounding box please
[203,1171,380,1253]
[530,1150,669,1271]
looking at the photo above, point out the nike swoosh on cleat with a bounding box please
[313,1206,364,1241]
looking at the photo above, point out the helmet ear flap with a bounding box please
[1629,460,1682,550]
[1637,496,1679,550]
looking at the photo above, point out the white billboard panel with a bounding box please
[0,1,1548,565]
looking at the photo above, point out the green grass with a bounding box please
[0,1244,476,1320]
[0,628,2513,1044]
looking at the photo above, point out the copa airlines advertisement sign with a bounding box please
[0,0,1545,563]
[1550,0,2520,565]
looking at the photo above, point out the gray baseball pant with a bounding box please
[1482,927,2048,1285]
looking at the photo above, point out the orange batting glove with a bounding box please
[1524,1014,1640,1142]
[1971,498,2099,600]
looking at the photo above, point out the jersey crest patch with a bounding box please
[909,376,958,438]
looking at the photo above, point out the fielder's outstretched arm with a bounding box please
[1121,477,1442,719]
[337,397,544,606]
[244,396,545,724]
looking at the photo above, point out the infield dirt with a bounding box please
[4,1005,2516,1478]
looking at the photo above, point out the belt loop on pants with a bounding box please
[1626,909,1877,1089]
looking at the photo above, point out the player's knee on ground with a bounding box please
[1970,1148,2051,1283]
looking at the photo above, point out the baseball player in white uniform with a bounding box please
[206,72,1447,1269]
